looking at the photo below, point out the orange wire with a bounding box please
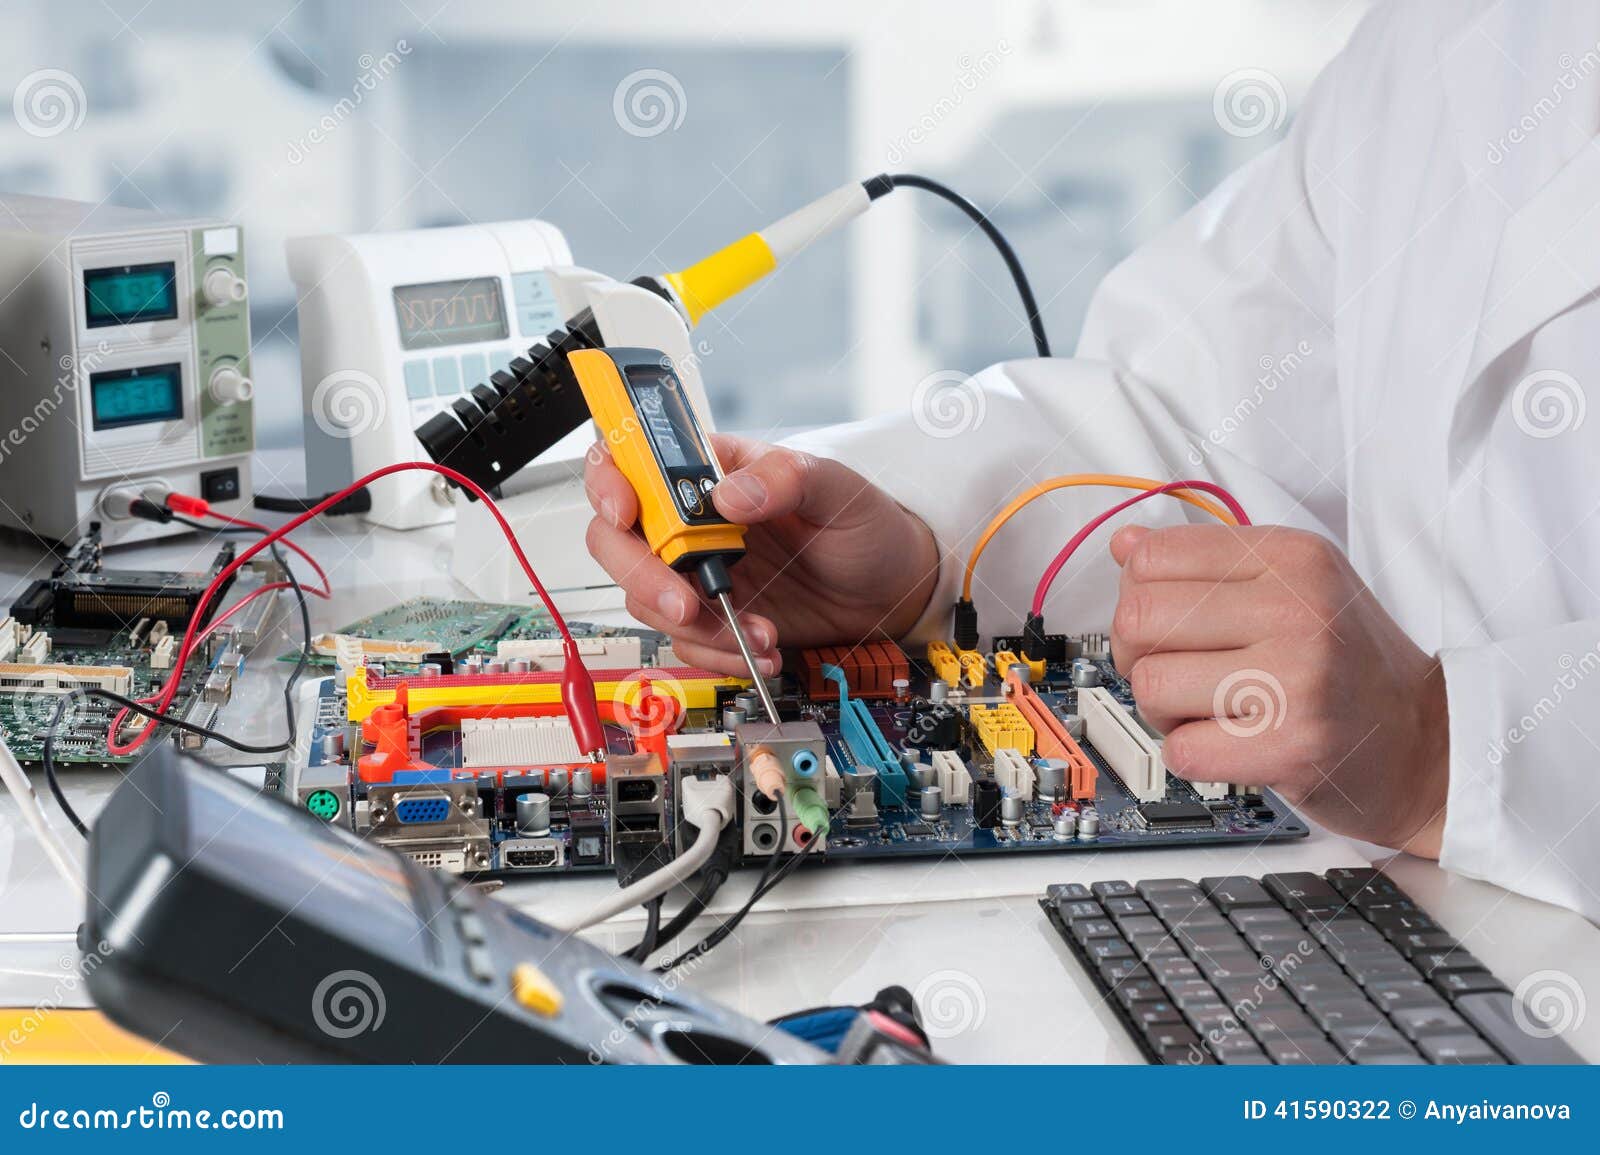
[961,473,1239,600]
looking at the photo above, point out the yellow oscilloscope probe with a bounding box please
[568,346,780,724]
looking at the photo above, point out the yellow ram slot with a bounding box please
[970,702,1035,756]
[926,640,961,688]
[344,670,744,723]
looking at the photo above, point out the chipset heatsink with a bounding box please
[460,716,583,767]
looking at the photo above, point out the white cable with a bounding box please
[0,734,86,898]
[572,776,734,931]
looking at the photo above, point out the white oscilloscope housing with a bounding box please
[0,195,256,546]
[287,219,714,608]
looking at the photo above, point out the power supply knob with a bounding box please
[201,265,247,308]
[208,364,254,405]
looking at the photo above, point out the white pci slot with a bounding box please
[931,748,970,805]
[992,748,1035,798]
[494,636,643,669]
[1080,686,1166,802]
[460,716,582,767]
[0,662,133,695]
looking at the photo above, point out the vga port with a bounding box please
[501,838,563,870]
[393,793,453,825]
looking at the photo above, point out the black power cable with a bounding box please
[864,172,1052,358]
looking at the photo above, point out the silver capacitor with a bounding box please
[1001,795,1025,827]
[516,792,551,836]
[484,660,506,675]
[321,731,345,760]
[734,691,762,716]
[1034,759,1066,798]
[571,768,594,799]
[508,657,532,674]
[929,680,949,704]
[910,762,936,791]
[1063,713,1086,740]
[893,677,911,702]
[920,784,944,819]
[418,662,443,677]
[1052,811,1076,841]
[1076,807,1100,841]
[722,706,748,731]
[547,768,570,797]
[1071,660,1100,688]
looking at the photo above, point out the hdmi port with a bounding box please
[502,840,562,870]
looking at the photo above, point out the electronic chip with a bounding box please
[900,822,934,837]
[1134,801,1215,830]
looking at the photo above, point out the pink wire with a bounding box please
[1029,479,1251,616]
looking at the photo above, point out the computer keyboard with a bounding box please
[1042,868,1585,1065]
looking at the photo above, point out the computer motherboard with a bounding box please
[284,597,1307,879]
[0,527,284,765]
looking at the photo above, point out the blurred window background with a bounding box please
[0,0,1365,449]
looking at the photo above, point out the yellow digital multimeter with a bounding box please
[568,346,778,723]
[569,347,746,570]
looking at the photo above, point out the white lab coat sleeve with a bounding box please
[785,21,1359,645]
[1439,622,1600,923]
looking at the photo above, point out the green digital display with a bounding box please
[83,262,179,328]
[90,363,183,430]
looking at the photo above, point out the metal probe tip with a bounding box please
[717,591,780,724]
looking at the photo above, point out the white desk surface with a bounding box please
[2,491,1597,1063]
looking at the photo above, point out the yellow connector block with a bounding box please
[957,648,987,688]
[926,640,961,688]
[970,702,1036,756]
[345,669,743,723]
[994,649,1046,683]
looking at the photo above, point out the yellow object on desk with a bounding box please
[0,1008,186,1064]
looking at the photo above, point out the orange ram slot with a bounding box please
[1003,669,1097,800]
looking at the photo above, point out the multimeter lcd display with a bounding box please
[625,366,709,472]
[392,277,509,349]
[89,363,184,430]
[83,262,179,328]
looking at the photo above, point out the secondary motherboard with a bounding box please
[284,597,1307,879]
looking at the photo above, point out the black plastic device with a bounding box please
[82,746,827,1065]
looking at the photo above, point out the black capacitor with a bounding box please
[972,778,1002,829]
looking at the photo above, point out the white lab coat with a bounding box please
[795,1,1600,922]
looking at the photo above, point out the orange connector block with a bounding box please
[1003,669,1096,799]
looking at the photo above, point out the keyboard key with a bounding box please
[1284,970,1362,1005]
[1453,991,1586,1065]
[1128,934,1185,961]
[1049,883,1093,902]
[1136,878,1204,897]
[1057,899,1104,922]
[1309,999,1386,1033]
[1432,970,1507,999]
[1367,979,1447,1013]
[1390,1005,1469,1041]
[1070,917,1120,946]
[1418,1034,1503,1064]
[1114,979,1163,1009]
[1332,1025,1420,1064]
[1267,1037,1343,1064]
[1263,872,1343,911]
[1090,880,1136,900]
[1165,979,1223,1007]
[1392,930,1460,959]
[1104,896,1153,919]
[1324,867,1403,899]
[1087,938,1135,964]
[1200,876,1278,911]
[1099,959,1148,987]
[1116,916,1167,939]
[1412,948,1486,977]
[1129,999,1184,1030]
